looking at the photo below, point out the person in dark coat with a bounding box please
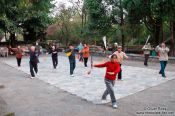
[29,46,39,79]
[49,45,58,69]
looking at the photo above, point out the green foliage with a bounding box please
[0,0,54,43]
[84,0,112,36]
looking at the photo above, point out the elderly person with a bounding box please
[142,43,152,66]
[29,46,39,79]
[155,43,169,78]
[113,46,128,80]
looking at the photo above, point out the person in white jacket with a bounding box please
[113,46,128,80]
[155,43,169,78]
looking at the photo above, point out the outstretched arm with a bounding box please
[123,52,129,59]
[93,62,107,68]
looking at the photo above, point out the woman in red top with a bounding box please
[10,46,23,67]
[93,54,120,109]
[82,43,90,67]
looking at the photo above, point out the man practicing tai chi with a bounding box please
[93,54,120,109]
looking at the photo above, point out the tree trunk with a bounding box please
[160,20,164,42]
[154,18,161,46]
[9,33,16,47]
[120,0,125,51]
[170,21,175,56]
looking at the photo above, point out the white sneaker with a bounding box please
[112,104,118,109]
[70,74,74,77]
[101,100,108,104]
[30,76,35,79]
[35,73,39,77]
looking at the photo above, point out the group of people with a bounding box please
[142,42,169,77]
[9,41,170,109]
[65,43,90,77]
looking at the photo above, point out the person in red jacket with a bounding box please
[10,45,24,67]
[82,43,90,67]
[93,54,120,109]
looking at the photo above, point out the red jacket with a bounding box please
[94,61,121,80]
[11,48,23,58]
[82,46,90,58]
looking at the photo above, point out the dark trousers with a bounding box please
[16,58,21,67]
[29,61,38,77]
[70,61,76,75]
[52,56,58,69]
[102,79,116,103]
[79,53,83,62]
[144,54,149,66]
[159,61,167,77]
[118,64,122,80]
[84,58,88,67]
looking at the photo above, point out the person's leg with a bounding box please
[160,61,165,77]
[144,54,147,66]
[84,58,88,67]
[29,62,35,77]
[33,63,38,74]
[19,58,21,67]
[105,79,116,104]
[159,61,162,74]
[162,61,167,77]
[16,58,20,67]
[118,64,122,80]
[55,57,58,67]
[73,61,76,71]
[102,89,109,100]
[102,79,109,100]
[83,58,86,67]
[52,56,55,68]
[80,53,83,62]
[86,58,88,66]
[70,62,74,75]
[144,54,149,66]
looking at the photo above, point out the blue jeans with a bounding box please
[69,61,76,75]
[159,61,167,77]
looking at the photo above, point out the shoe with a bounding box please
[101,99,108,104]
[30,76,35,79]
[112,104,118,109]
[70,74,74,77]
[35,72,39,77]
[162,75,166,78]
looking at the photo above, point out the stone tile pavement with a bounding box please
[1,54,175,104]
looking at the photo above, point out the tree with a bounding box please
[0,0,54,47]
[84,0,112,40]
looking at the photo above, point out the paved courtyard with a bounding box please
[1,54,175,104]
